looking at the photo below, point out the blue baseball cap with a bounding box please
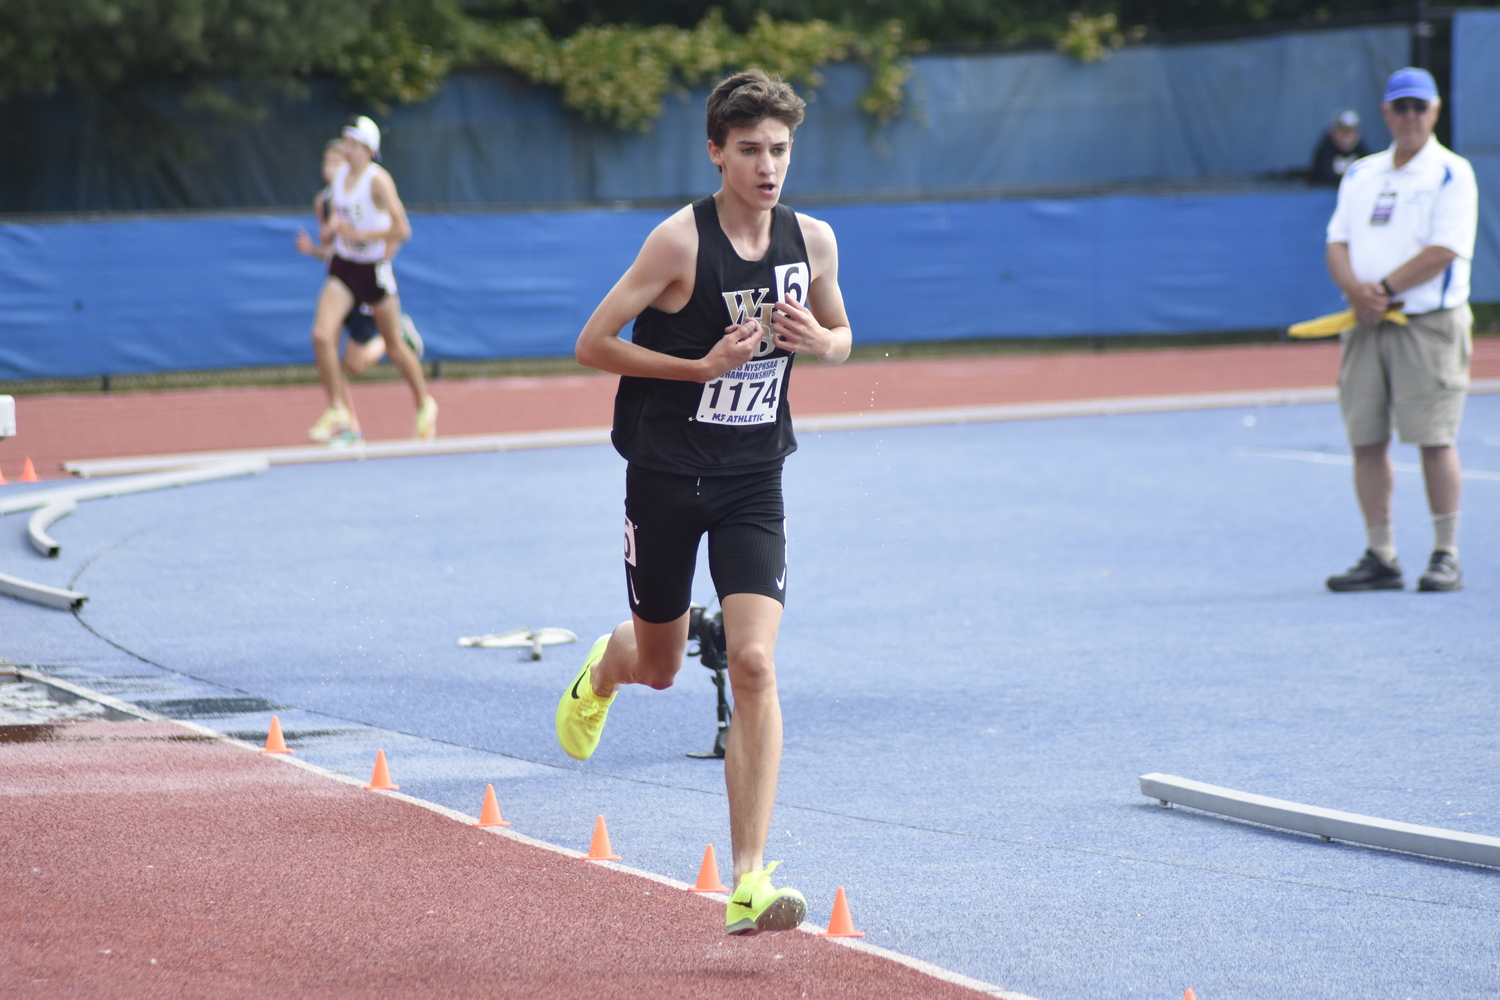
[1384,67,1438,102]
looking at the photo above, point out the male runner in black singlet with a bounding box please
[558,69,852,935]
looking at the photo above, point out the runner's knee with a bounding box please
[633,653,681,690]
[728,643,776,695]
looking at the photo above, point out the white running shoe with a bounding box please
[308,407,350,443]
[415,395,438,441]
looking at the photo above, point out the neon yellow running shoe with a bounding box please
[725,861,806,936]
[308,406,350,443]
[415,395,438,441]
[556,634,615,760]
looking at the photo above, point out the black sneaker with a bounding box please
[1326,549,1404,592]
[1417,550,1463,592]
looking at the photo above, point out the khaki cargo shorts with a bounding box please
[1338,304,1472,447]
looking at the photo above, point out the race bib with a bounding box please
[696,356,788,426]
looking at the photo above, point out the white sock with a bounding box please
[1366,523,1396,563]
[1433,512,1459,556]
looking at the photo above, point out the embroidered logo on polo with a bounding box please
[703,260,807,425]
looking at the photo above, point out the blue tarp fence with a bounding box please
[0,190,1346,380]
[1,25,1406,212]
[1454,9,1500,302]
[2,19,1495,380]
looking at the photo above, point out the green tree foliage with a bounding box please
[4,0,1486,141]
[324,0,913,130]
[0,0,371,113]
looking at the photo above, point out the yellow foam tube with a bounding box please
[1287,308,1408,339]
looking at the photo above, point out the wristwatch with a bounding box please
[1380,278,1398,298]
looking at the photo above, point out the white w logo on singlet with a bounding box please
[722,287,776,358]
[722,288,773,327]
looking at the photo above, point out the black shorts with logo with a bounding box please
[329,255,397,306]
[623,464,787,624]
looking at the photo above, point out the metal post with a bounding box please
[1413,0,1433,69]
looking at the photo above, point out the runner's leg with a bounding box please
[372,295,428,408]
[313,278,359,428]
[593,615,689,695]
[718,592,783,886]
[343,315,386,376]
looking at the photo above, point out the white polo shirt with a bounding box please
[1326,137,1478,314]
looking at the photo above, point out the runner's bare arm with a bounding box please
[771,214,851,365]
[577,209,761,381]
[296,192,335,259]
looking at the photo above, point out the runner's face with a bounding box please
[341,136,373,170]
[321,149,345,183]
[710,120,792,209]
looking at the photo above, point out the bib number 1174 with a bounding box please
[696,356,788,427]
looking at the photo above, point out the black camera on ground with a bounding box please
[686,604,731,759]
[688,604,727,672]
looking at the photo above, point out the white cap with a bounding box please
[1333,109,1360,128]
[343,116,381,159]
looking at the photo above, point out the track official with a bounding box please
[1324,67,1478,593]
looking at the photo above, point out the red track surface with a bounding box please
[0,720,994,999]
[4,340,1497,481]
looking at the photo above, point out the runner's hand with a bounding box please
[295,229,321,258]
[700,321,763,380]
[770,298,832,359]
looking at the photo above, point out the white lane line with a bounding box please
[1240,447,1500,481]
[53,376,1500,478]
[32,670,1032,1000]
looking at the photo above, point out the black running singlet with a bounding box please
[612,197,810,475]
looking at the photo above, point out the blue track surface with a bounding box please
[3,398,1498,999]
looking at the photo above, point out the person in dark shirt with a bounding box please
[1310,109,1371,186]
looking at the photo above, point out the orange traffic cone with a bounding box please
[584,815,620,860]
[260,715,292,754]
[473,784,510,827]
[689,844,729,892]
[20,458,39,482]
[0,465,7,485]
[1184,991,1197,1000]
[364,749,399,790]
[819,887,864,938]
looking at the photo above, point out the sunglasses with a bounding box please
[1389,98,1430,115]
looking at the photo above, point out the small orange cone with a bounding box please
[0,465,7,485]
[584,815,620,860]
[20,458,39,482]
[819,887,864,938]
[260,715,292,754]
[473,784,510,827]
[1184,991,1197,1000]
[689,844,729,892]
[364,749,399,790]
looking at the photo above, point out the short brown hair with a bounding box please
[706,69,806,147]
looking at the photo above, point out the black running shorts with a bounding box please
[329,255,397,306]
[623,464,787,624]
